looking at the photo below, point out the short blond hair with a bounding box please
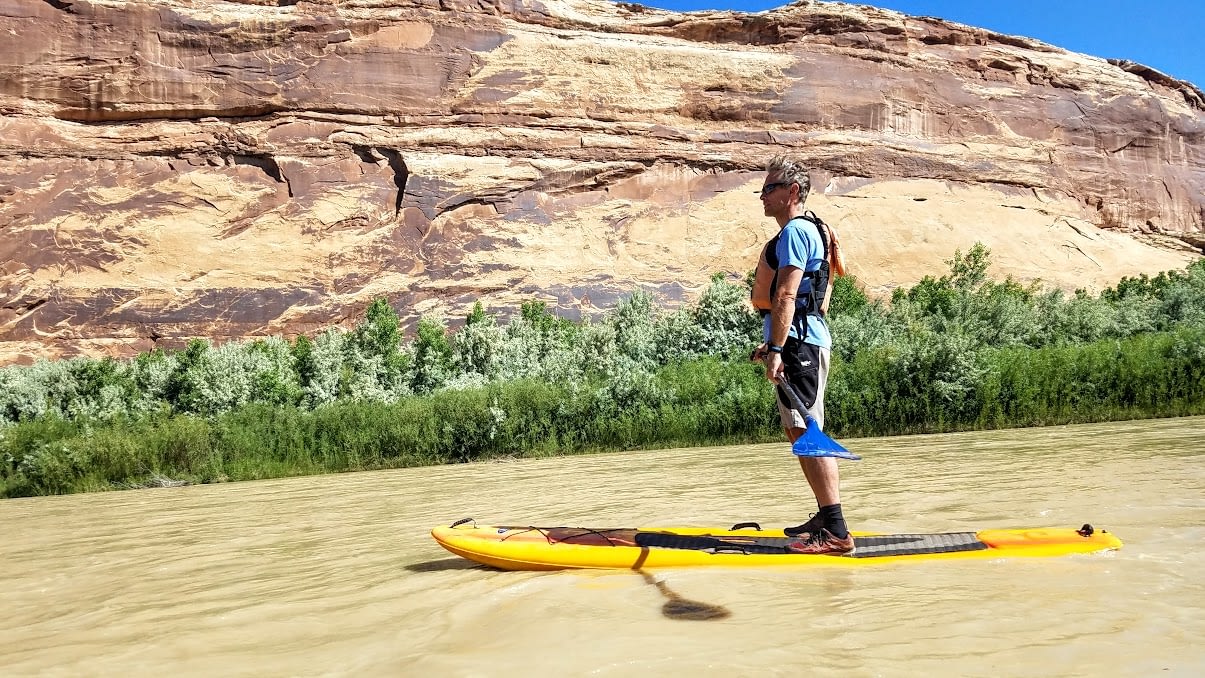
[765,155,811,204]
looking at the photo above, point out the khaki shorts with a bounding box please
[774,340,830,431]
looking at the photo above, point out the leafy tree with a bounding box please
[520,300,561,334]
[411,316,454,394]
[828,275,869,317]
[688,273,761,359]
[466,301,489,327]
[609,291,658,368]
[354,298,408,379]
[948,242,991,291]
[130,349,175,413]
[245,338,301,407]
[344,298,410,400]
[165,339,211,413]
[293,335,316,391]
[301,328,347,407]
[453,303,504,382]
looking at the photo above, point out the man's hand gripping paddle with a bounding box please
[776,379,861,461]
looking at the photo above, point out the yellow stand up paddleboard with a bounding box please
[431,519,1122,571]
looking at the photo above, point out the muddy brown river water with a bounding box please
[3,417,1202,676]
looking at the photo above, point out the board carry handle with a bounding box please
[729,522,762,531]
[449,517,475,528]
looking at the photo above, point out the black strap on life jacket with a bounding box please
[762,212,830,322]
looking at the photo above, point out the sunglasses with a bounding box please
[756,182,791,197]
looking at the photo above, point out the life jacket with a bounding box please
[750,211,846,319]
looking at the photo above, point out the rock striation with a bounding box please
[1,0,1202,364]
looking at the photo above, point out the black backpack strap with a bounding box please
[801,211,829,260]
[798,212,830,318]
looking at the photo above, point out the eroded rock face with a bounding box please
[1,0,1202,364]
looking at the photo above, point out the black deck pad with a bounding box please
[632,531,989,558]
[851,532,988,558]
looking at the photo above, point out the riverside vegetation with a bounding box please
[2,244,1203,497]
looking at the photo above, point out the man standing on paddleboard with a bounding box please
[749,155,854,555]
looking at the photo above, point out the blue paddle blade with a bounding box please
[792,417,861,460]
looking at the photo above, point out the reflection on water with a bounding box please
[2,417,1202,676]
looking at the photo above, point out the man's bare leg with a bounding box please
[784,425,849,548]
[786,426,842,506]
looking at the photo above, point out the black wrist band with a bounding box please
[768,344,783,353]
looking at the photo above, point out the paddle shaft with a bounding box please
[775,378,815,426]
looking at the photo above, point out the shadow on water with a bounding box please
[639,571,731,621]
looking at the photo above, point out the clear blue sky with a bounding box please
[638,1,1203,87]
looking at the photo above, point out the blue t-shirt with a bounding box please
[762,216,832,349]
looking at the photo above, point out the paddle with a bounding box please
[639,571,731,621]
[775,380,861,460]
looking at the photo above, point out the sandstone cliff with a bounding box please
[1,0,1202,364]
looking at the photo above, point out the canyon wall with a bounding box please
[1,0,1202,364]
